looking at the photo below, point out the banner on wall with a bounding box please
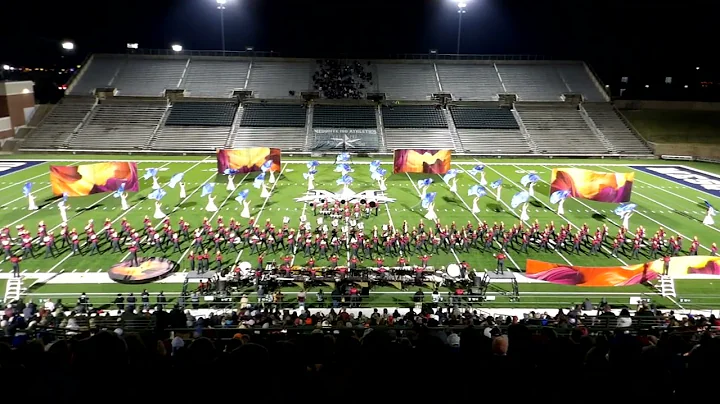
[393,149,452,174]
[312,128,380,152]
[217,148,281,174]
[50,162,139,197]
[550,167,634,203]
[526,256,720,287]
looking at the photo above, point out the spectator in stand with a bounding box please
[313,59,372,99]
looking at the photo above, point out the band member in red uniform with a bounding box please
[418,254,431,268]
[494,252,506,275]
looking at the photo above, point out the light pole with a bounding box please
[454,1,467,55]
[217,0,227,55]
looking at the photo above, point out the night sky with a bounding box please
[1,0,718,100]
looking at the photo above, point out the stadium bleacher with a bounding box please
[181,58,250,98]
[449,105,532,154]
[21,53,652,156]
[232,103,308,150]
[516,103,609,154]
[165,102,237,126]
[69,100,167,150]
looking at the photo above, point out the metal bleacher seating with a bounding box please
[232,103,307,151]
[583,103,652,154]
[112,58,187,97]
[181,59,250,98]
[21,97,95,149]
[381,105,454,150]
[375,63,439,100]
[246,61,312,99]
[69,100,167,150]
[67,55,126,96]
[153,102,237,151]
[313,105,376,128]
[436,64,504,101]
[516,103,608,154]
[449,105,531,153]
[556,64,607,102]
[497,64,568,101]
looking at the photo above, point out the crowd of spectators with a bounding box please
[2,297,719,399]
[313,59,372,99]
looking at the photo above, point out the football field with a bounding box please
[2,153,720,311]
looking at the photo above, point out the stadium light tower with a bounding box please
[453,1,468,55]
[61,41,75,51]
[217,0,227,55]
[171,44,183,52]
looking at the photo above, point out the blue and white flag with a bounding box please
[22,182,32,196]
[490,179,503,189]
[334,163,353,174]
[62,192,68,202]
[143,168,158,180]
[336,175,354,186]
[235,189,250,203]
[520,173,540,187]
[371,168,387,181]
[113,182,126,198]
[201,183,215,197]
[550,190,571,205]
[370,160,381,169]
[614,203,637,216]
[705,200,714,210]
[417,178,433,188]
[306,160,320,169]
[223,168,239,175]
[253,173,265,189]
[148,188,167,201]
[468,185,487,198]
[336,152,351,163]
[168,173,184,188]
[469,164,485,176]
[442,169,459,184]
[303,169,318,179]
[511,191,530,209]
[421,192,436,209]
[260,160,273,173]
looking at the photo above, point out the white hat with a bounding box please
[447,333,460,347]
[171,336,184,349]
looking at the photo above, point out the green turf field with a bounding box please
[2,154,720,311]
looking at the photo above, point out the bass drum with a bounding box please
[446,263,461,278]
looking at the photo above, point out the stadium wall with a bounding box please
[615,100,720,111]
[0,81,35,131]
[0,117,11,139]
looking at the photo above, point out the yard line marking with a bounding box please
[503,164,628,265]
[242,163,288,266]
[1,184,54,208]
[468,165,574,266]
[176,168,264,271]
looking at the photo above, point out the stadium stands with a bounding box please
[583,103,652,154]
[66,55,125,96]
[240,103,307,127]
[232,103,308,150]
[313,105,376,128]
[112,57,187,97]
[165,102,237,126]
[21,97,95,149]
[24,54,648,155]
[151,102,237,150]
[181,58,250,98]
[449,105,532,153]
[496,64,568,101]
[516,103,609,154]
[436,63,504,101]
[69,100,167,150]
[375,63,439,100]
[246,61,313,99]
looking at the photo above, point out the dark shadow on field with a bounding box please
[591,213,607,221]
[676,210,701,223]
[487,203,503,212]
[182,201,198,208]
[77,203,105,212]
[215,174,227,184]
[441,195,457,205]
[696,202,708,210]
[261,200,277,208]
[529,200,542,209]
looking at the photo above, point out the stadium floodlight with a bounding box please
[127,43,139,49]
[216,0,228,55]
[451,0,469,56]
[684,85,689,88]
[171,44,183,52]
[2,64,10,71]
[696,66,700,70]
[61,41,75,50]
